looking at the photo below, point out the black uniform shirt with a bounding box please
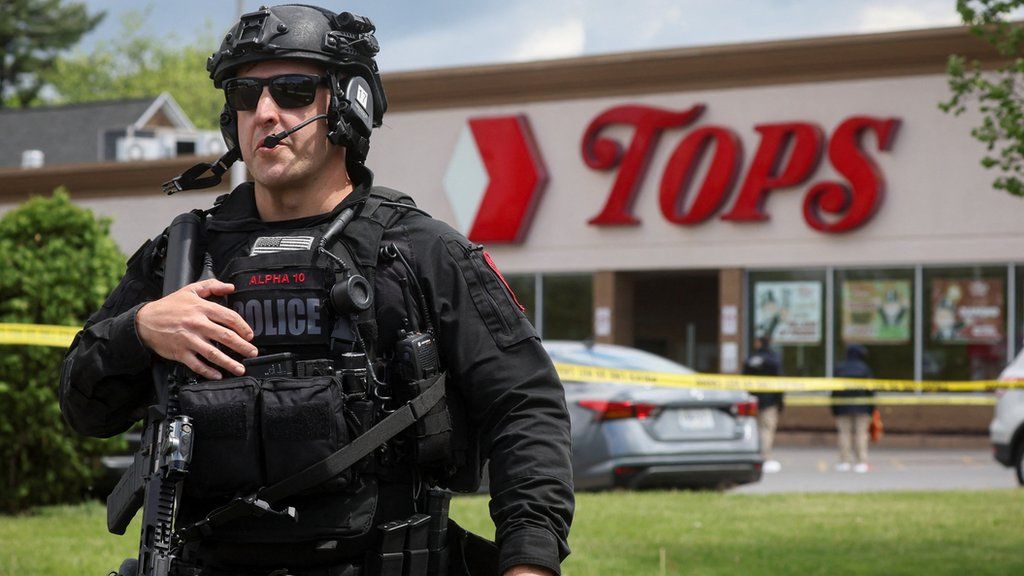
[59,165,574,575]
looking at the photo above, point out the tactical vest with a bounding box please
[174,188,455,558]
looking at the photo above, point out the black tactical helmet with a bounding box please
[208,4,387,161]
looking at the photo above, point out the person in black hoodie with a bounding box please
[743,336,784,473]
[832,344,875,473]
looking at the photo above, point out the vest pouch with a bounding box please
[260,376,351,492]
[409,375,453,467]
[179,377,262,499]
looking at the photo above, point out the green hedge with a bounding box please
[0,189,126,513]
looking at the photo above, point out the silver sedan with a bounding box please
[546,340,763,490]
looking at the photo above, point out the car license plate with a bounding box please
[676,408,715,431]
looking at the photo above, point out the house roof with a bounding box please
[0,93,194,169]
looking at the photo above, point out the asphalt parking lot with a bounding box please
[733,445,1018,493]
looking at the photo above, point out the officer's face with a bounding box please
[235,60,341,192]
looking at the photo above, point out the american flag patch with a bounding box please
[249,236,315,255]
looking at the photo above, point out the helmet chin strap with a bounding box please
[162,148,241,195]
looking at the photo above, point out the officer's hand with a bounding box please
[136,278,258,380]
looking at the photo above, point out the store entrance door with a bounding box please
[632,271,720,373]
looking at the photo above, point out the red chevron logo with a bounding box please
[443,115,548,243]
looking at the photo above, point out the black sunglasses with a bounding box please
[223,74,328,111]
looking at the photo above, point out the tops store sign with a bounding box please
[443,105,900,244]
[583,104,901,233]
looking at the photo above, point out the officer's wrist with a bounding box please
[134,301,156,351]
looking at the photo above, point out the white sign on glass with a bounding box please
[721,305,738,336]
[594,306,612,337]
[753,281,822,344]
[721,341,739,373]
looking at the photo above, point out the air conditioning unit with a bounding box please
[160,132,192,156]
[115,136,165,161]
[115,130,226,161]
[197,132,227,156]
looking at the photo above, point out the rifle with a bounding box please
[107,212,206,576]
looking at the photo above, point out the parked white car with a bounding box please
[990,351,1024,486]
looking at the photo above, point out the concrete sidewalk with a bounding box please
[774,431,990,449]
[733,445,1018,493]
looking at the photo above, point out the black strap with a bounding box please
[178,372,447,541]
[162,148,241,194]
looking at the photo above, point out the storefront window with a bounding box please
[923,266,1007,381]
[748,270,826,377]
[833,268,915,379]
[505,274,537,326]
[543,274,592,341]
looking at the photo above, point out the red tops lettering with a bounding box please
[581,104,900,233]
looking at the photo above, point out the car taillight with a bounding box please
[732,400,758,417]
[579,400,657,421]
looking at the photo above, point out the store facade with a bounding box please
[369,25,1021,384]
[0,25,1018,390]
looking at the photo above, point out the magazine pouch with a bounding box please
[179,377,261,498]
[261,375,352,491]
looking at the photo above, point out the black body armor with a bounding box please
[172,186,457,568]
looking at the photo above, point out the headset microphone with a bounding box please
[262,114,329,149]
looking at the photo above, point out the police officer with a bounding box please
[59,5,572,576]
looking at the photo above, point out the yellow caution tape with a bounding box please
[553,363,1015,393]
[0,323,79,348]
[0,323,1015,402]
[784,395,997,406]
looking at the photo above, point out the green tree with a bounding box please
[0,190,125,513]
[942,0,1024,196]
[44,10,223,129]
[0,0,104,108]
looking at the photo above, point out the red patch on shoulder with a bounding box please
[483,250,526,312]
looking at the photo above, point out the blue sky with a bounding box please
[77,0,970,72]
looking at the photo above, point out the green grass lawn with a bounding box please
[1,490,1021,575]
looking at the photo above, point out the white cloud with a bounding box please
[511,18,586,62]
[856,2,961,33]
[376,2,586,71]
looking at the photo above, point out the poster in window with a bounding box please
[930,278,1005,343]
[753,281,822,344]
[841,280,911,343]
